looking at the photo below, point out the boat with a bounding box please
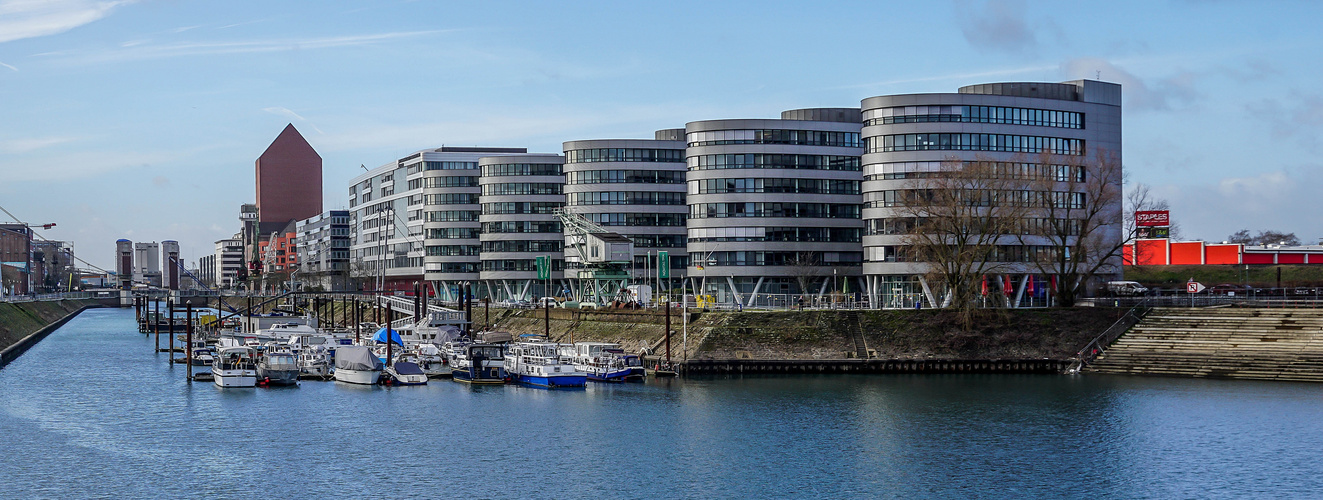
[190,347,215,366]
[450,343,507,384]
[256,352,300,386]
[384,361,428,385]
[405,343,451,378]
[297,346,332,379]
[333,345,383,385]
[571,342,645,382]
[505,342,587,388]
[212,346,258,388]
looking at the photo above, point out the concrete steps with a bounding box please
[1085,307,1323,382]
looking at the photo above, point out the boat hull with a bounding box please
[257,368,300,386]
[211,369,257,388]
[513,373,587,388]
[451,367,505,384]
[334,368,381,385]
[587,368,646,383]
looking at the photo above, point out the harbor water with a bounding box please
[3,307,1323,498]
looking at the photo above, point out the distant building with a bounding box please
[0,224,33,295]
[212,237,244,288]
[133,242,161,287]
[161,240,180,290]
[115,239,133,290]
[296,210,351,290]
[256,221,298,275]
[256,124,323,236]
[478,153,566,301]
[31,240,74,293]
[199,254,216,287]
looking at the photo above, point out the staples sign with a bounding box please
[1135,210,1170,227]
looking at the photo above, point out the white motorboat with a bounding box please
[450,343,507,384]
[384,361,428,385]
[505,341,586,388]
[212,346,258,388]
[400,343,451,377]
[297,346,332,379]
[256,352,300,386]
[333,345,382,385]
[570,342,645,382]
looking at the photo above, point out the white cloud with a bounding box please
[955,0,1041,53]
[0,60,16,71]
[1060,57,1197,111]
[263,106,306,122]
[0,0,134,44]
[1152,170,1323,243]
[38,30,445,64]
[0,136,75,153]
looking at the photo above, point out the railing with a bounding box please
[0,291,94,303]
[1067,298,1153,374]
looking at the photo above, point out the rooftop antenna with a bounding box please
[1096,70,1101,80]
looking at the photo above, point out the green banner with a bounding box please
[658,251,670,279]
[536,255,550,280]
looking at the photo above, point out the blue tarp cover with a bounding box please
[372,327,404,346]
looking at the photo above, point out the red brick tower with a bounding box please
[256,124,322,235]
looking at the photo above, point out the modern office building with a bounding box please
[562,130,689,292]
[296,210,352,290]
[133,242,161,287]
[349,147,529,294]
[478,154,566,301]
[684,108,865,305]
[256,124,323,236]
[859,80,1123,307]
[213,237,244,288]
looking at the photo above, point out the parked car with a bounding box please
[1105,281,1149,296]
[1208,284,1251,296]
[498,299,531,309]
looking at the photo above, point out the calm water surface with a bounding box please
[2,308,1322,498]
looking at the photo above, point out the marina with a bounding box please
[4,308,1323,497]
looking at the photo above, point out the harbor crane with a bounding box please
[555,208,634,305]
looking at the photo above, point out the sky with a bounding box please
[2,0,1322,271]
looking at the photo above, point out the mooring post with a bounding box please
[386,307,393,367]
[167,298,175,366]
[465,283,474,337]
[154,297,161,353]
[246,295,252,334]
[330,294,336,330]
[484,298,490,333]
[185,300,193,381]
[354,296,361,344]
[544,298,551,340]
[665,299,672,369]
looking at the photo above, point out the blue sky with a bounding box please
[2,0,1321,270]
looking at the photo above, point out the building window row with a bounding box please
[688,226,861,243]
[481,240,564,253]
[565,170,685,185]
[480,221,563,233]
[565,148,684,164]
[865,105,1083,129]
[425,262,480,274]
[633,254,690,269]
[567,191,685,206]
[629,235,686,248]
[426,228,480,239]
[425,245,481,256]
[427,161,478,171]
[688,154,860,171]
[705,251,863,266]
[481,202,563,214]
[687,129,861,148]
[425,193,479,205]
[690,178,860,195]
[865,189,1085,209]
[866,217,1082,236]
[420,176,479,188]
[480,183,563,196]
[689,203,861,219]
[866,245,1067,263]
[425,210,480,222]
[864,161,1085,183]
[482,259,565,272]
[480,163,563,177]
[584,213,686,227]
[865,134,1083,155]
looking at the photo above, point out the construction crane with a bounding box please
[555,208,634,305]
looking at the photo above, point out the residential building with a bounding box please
[562,130,689,293]
[296,210,351,290]
[684,108,865,305]
[478,154,566,301]
[213,237,244,288]
[860,80,1123,307]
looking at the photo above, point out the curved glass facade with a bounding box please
[478,154,565,301]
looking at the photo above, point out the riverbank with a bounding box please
[0,300,98,368]
[487,306,1124,364]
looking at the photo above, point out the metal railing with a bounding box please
[1067,298,1153,374]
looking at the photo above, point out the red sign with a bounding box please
[1135,210,1170,227]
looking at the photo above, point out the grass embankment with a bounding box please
[0,300,93,352]
[1125,265,1323,289]
[486,306,1124,361]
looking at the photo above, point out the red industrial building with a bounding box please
[1124,240,1323,266]
[256,124,323,235]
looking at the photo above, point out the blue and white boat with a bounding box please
[450,343,507,384]
[505,342,586,388]
[570,342,645,383]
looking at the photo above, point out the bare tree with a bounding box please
[786,251,823,301]
[901,155,1029,323]
[1017,148,1126,306]
[1122,183,1176,267]
[1227,229,1300,246]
